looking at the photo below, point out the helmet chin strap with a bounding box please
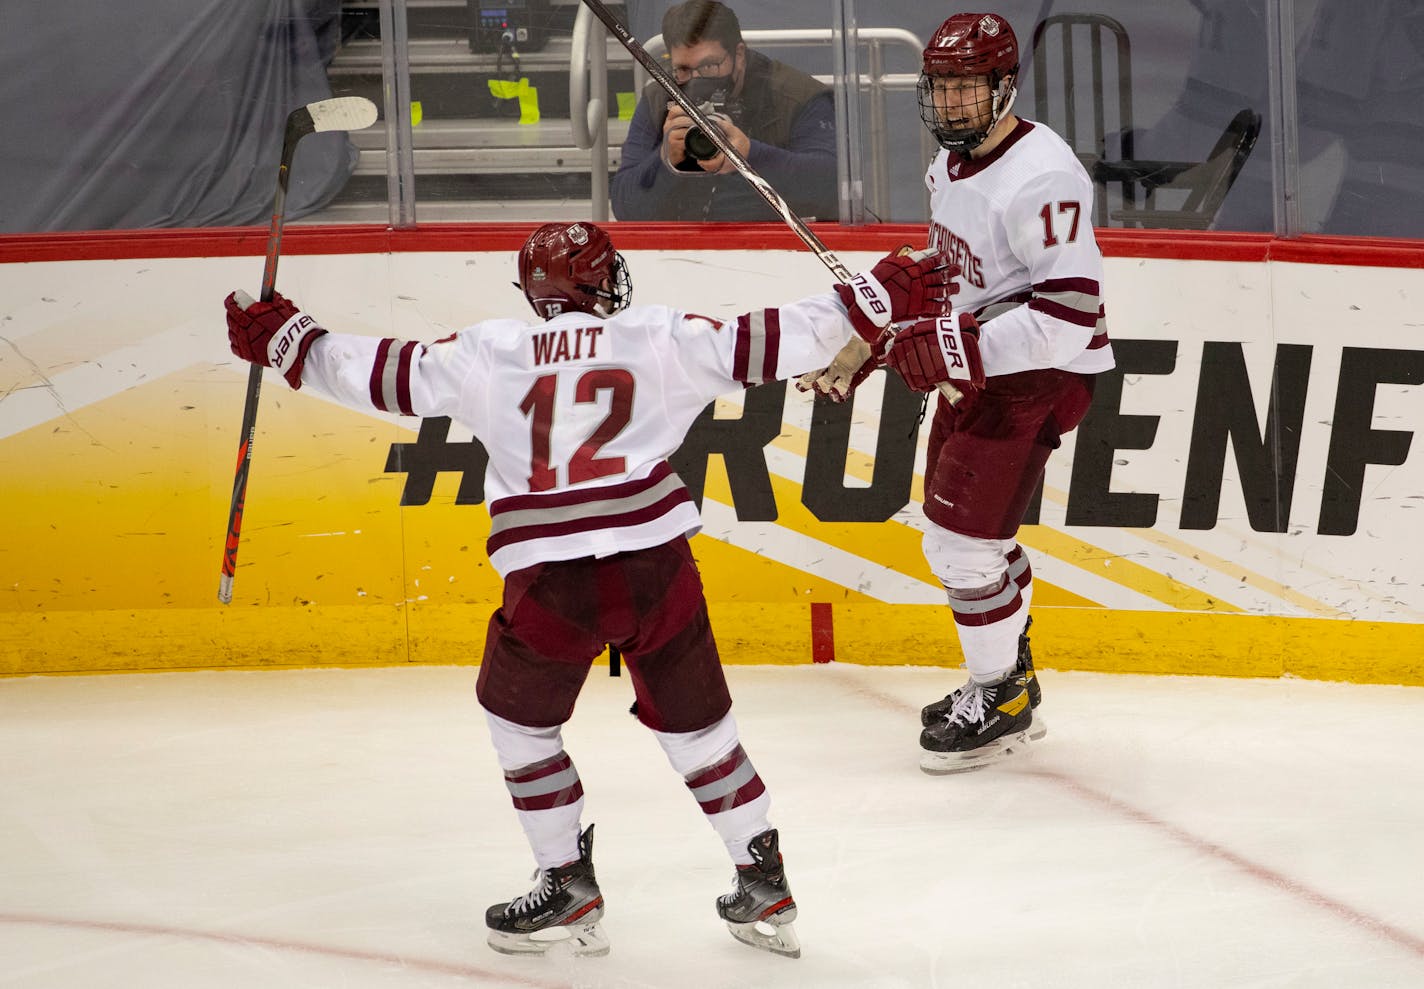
[577,278,619,317]
[991,77,1018,130]
[964,76,1017,153]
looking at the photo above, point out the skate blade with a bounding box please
[487,921,610,958]
[726,916,801,959]
[919,717,1046,776]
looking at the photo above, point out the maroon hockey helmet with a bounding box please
[923,12,1018,78]
[918,13,1020,153]
[517,222,632,319]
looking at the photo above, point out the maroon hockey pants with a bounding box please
[924,367,1096,539]
[477,537,732,733]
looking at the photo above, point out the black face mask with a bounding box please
[679,75,732,107]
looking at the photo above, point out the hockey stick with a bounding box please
[218,96,379,604]
[576,0,961,404]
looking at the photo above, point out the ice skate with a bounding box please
[919,671,1045,775]
[921,615,1041,726]
[486,824,609,957]
[716,828,801,959]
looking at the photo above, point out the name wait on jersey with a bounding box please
[532,325,607,366]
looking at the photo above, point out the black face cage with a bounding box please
[582,251,632,316]
[916,71,1006,154]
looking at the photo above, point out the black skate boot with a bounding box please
[920,615,1041,727]
[1016,614,1042,708]
[919,671,1045,775]
[486,824,609,957]
[716,829,801,958]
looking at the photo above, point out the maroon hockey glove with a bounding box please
[834,248,959,342]
[882,313,985,395]
[224,290,327,390]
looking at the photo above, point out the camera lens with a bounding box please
[684,126,720,161]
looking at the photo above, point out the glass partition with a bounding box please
[846,0,1423,237]
[844,0,1276,230]
[2,0,1420,237]
[322,0,640,224]
[1293,0,1424,238]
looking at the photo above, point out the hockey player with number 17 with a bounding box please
[221,222,955,958]
[811,11,1116,774]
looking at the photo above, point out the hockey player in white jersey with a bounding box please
[810,12,1116,774]
[222,221,955,958]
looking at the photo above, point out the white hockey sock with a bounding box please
[655,713,772,866]
[955,594,1029,682]
[485,711,584,869]
[962,542,1035,681]
[927,532,1034,683]
[1008,542,1034,616]
[945,560,1030,682]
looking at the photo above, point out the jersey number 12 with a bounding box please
[520,369,635,491]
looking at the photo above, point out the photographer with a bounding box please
[611,0,837,222]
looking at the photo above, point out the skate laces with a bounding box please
[946,681,988,726]
[719,869,748,906]
[718,885,735,908]
[720,861,768,907]
[506,869,556,916]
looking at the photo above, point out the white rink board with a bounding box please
[1,244,1421,679]
[5,248,1420,617]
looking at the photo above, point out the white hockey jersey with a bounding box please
[302,294,855,575]
[925,118,1115,378]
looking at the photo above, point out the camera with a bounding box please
[683,94,741,162]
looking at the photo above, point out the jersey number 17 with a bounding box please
[1039,201,1082,248]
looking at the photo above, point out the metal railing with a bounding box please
[377,0,418,227]
[570,7,611,220]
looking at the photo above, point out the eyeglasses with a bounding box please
[670,52,732,82]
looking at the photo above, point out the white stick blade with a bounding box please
[306,97,379,133]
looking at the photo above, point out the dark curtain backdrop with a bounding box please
[0,0,355,232]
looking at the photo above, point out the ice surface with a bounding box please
[1,664,1421,988]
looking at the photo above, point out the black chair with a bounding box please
[1031,13,1262,231]
[1097,108,1263,230]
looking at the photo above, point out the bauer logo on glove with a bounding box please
[271,313,320,372]
[937,319,970,373]
[882,311,985,395]
[833,248,959,343]
[224,289,328,390]
[849,271,890,319]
